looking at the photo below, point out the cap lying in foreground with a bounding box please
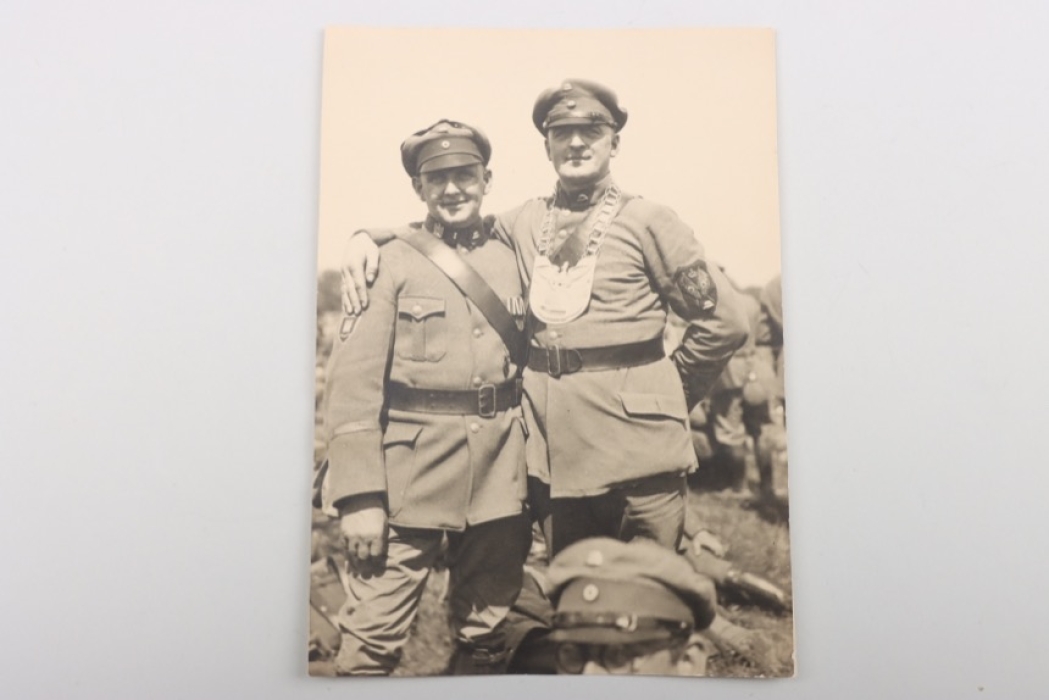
[546,537,717,644]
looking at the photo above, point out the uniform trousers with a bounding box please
[530,472,687,557]
[334,514,530,676]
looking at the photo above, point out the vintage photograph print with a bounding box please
[309,27,792,678]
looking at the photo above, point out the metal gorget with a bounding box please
[528,182,621,325]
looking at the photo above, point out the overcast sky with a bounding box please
[317,27,781,288]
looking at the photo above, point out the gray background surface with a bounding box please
[3,1,1048,698]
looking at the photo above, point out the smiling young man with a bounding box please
[341,80,750,558]
[318,120,530,675]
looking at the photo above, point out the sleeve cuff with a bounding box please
[322,430,386,512]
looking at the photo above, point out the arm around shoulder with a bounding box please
[341,225,414,314]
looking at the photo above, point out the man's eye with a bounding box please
[555,644,585,673]
[602,645,633,670]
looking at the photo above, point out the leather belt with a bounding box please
[527,336,666,378]
[387,380,521,418]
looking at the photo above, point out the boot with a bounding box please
[725,569,790,613]
[446,641,510,675]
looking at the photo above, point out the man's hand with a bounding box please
[338,493,388,575]
[341,232,381,314]
[691,529,728,558]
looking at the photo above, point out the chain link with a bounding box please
[536,182,621,258]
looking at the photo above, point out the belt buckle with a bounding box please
[547,346,562,378]
[546,346,582,377]
[478,384,497,418]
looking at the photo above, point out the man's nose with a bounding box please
[581,660,609,675]
[442,179,463,195]
[568,131,586,148]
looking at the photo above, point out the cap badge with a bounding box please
[562,82,572,91]
[585,550,603,567]
[440,140,450,149]
[565,99,576,108]
[582,584,600,602]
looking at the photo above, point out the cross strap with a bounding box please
[401,227,526,368]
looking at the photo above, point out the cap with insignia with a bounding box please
[532,79,628,135]
[400,119,492,176]
[546,537,716,644]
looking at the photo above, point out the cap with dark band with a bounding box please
[532,79,628,135]
[400,119,492,176]
[551,577,693,644]
[546,537,717,645]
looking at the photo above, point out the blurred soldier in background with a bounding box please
[685,270,785,501]
[755,274,788,499]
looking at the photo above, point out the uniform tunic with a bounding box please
[321,224,527,530]
[493,182,750,498]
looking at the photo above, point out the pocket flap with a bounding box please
[383,422,423,446]
[619,392,687,421]
[398,296,445,321]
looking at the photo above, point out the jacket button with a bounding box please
[473,328,483,338]
[557,229,568,238]
[469,423,480,433]
[411,304,423,316]
[549,330,559,340]
[472,376,483,386]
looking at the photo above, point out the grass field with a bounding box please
[310,485,794,678]
[691,488,794,677]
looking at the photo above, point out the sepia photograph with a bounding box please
[309,26,792,678]
[11,3,1049,697]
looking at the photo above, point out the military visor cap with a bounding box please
[401,119,491,176]
[546,538,716,645]
[532,79,628,135]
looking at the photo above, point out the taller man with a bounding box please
[343,80,749,555]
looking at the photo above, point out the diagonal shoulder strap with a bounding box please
[401,227,525,368]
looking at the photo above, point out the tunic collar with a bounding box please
[424,216,489,250]
[556,174,616,211]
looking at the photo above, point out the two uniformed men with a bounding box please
[343,79,750,558]
[319,120,530,675]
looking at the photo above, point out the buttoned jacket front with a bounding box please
[494,185,750,498]
[321,224,527,530]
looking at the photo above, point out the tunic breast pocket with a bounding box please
[396,296,447,362]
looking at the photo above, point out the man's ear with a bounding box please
[610,132,620,158]
[544,135,553,162]
[483,168,493,195]
[411,176,425,201]
[675,635,712,677]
